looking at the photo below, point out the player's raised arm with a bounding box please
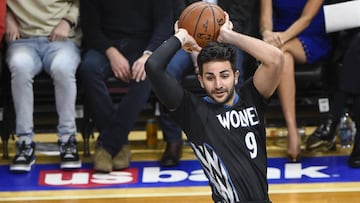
[218,13,284,98]
[145,28,200,110]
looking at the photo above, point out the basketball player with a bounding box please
[158,0,260,167]
[145,13,283,203]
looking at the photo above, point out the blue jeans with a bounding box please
[160,48,244,142]
[78,44,151,156]
[6,37,80,141]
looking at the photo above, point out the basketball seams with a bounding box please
[208,6,217,41]
[178,3,204,27]
[178,2,224,47]
[193,6,210,43]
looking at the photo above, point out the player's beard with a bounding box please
[207,85,235,106]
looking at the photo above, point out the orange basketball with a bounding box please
[178,2,225,48]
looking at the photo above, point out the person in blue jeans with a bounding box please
[159,0,260,167]
[78,0,174,173]
[5,0,81,173]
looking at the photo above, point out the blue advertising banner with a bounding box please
[1,156,359,192]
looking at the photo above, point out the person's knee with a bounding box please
[7,51,34,70]
[78,59,101,83]
[49,58,78,82]
[8,55,37,80]
[77,51,105,80]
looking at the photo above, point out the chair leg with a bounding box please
[2,138,9,159]
[83,136,90,157]
[80,117,94,157]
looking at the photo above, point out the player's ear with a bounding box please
[234,70,240,86]
[197,74,205,88]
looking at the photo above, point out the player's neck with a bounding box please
[203,92,239,108]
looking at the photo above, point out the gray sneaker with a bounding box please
[10,141,36,173]
[58,134,82,170]
[113,144,131,170]
[93,146,112,173]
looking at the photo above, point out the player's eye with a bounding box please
[221,74,230,79]
[206,76,214,81]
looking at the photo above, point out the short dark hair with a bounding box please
[197,42,238,75]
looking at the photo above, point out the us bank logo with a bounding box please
[1,156,359,191]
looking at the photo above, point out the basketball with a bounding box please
[178,2,225,48]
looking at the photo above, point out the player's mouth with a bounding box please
[213,91,226,98]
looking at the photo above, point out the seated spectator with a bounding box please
[159,0,260,167]
[306,29,360,168]
[260,0,332,162]
[78,0,173,173]
[5,0,81,173]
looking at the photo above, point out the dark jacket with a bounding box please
[80,0,174,54]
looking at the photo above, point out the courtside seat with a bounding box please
[0,63,14,159]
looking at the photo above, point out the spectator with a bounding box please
[5,0,81,173]
[159,0,261,167]
[78,0,174,173]
[145,13,283,202]
[259,0,332,162]
[306,29,360,168]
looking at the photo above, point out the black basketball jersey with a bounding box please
[171,79,271,203]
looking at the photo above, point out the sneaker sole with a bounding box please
[94,162,112,173]
[10,159,36,173]
[61,161,82,169]
[307,137,337,152]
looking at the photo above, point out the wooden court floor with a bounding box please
[1,129,360,203]
[3,192,359,203]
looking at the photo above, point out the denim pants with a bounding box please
[6,37,80,141]
[160,48,244,142]
[78,47,151,156]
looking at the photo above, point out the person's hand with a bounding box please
[262,30,283,48]
[132,54,149,82]
[49,19,71,41]
[106,47,132,83]
[5,12,20,43]
[174,21,201,53]
[217,12,234,43]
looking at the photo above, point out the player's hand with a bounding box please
[174,21,201,53]
[217,12,234,43]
